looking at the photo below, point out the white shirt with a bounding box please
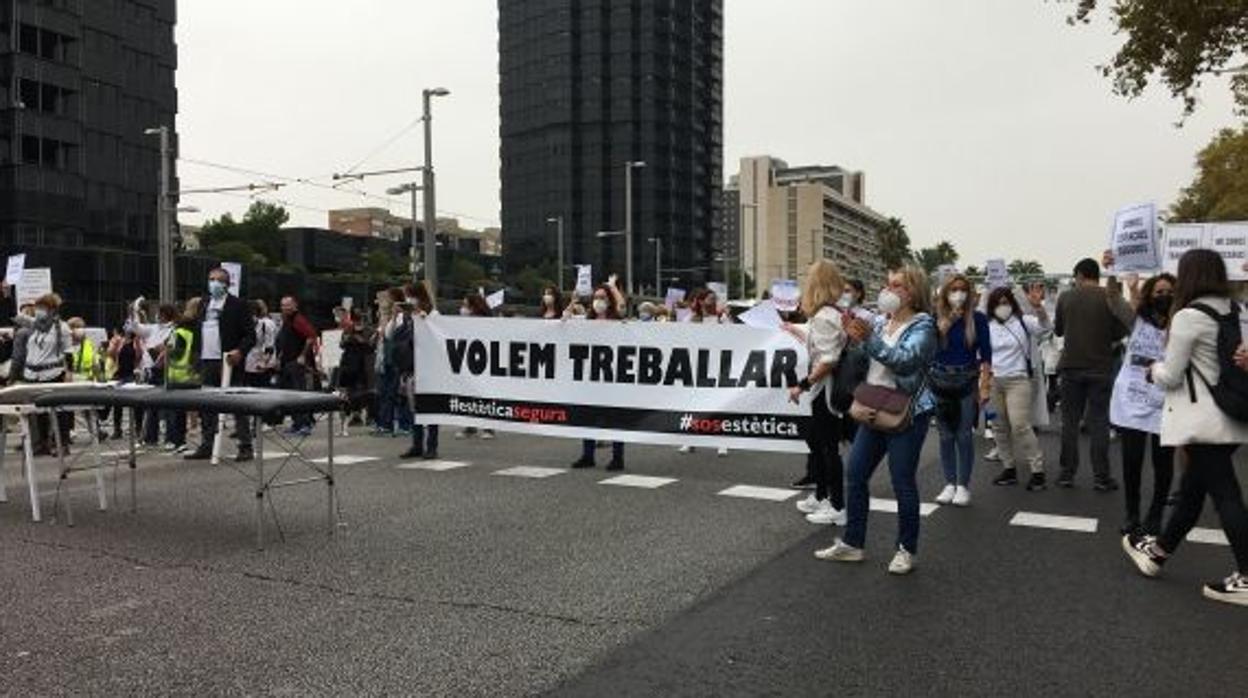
[989,314,1047,378]
[865,317,918,390]
[23,320,72,382]
[246,317,278,373]
[201,296,227,360]
[132,321,173,371]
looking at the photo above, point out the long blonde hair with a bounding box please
[936,274,977,349]
[801,260,845,316]
[893,265,932,316]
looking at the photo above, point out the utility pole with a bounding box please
[423,87,450,295]
[624,161,645,296]
[649,237,662,296]
[145,126,173,303]
[547,216,565,292]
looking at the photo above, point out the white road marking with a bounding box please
[494,466,565,479]
[599,474,677,489]
[262,452,293,460]
[398,460,471,472]
[1187,527,1229,546]
[717,485,797,502]
[869,498,940,517]
[1009,511,1098,533]
[312,455,379,465]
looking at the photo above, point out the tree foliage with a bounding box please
[1070,0,1248,119]
[1008,259,1046,278]
[913,240,960,274]
[876,217,913,270]
[199,201,291,267]
[1171,126,1248,221]
[445,257,488,297]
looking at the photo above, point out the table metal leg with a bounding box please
[23,415,40,523]
[51,411,72,527]
[327,411,336,536]
[88,411,107,512]
[255,415,265,550]
[128,407,138,513]
[0,419,9,504]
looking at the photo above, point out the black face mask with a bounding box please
[1153,295,1174,317]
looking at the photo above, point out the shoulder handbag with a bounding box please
[848,321,926,434]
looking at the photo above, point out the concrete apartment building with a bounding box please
[729,155,886,295]
[328,208,502,256]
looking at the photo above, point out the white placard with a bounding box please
[16,268,52,307]
[574,265,593,298]
[739,299,783,330]
[1206,222,1248,281]
[707,282,728,302]
[1110,319,1167,434]
[485,289,505,309]
[675,307,694,323]
[770,280,800,313]
[341,297,353,311]
[1161,224,1205,276]
[413,316,809,453]
[665,287,686,309]
[221,262,242,297]
[1108,202,1160,273]
[320,329,344,372]
[84,328,108,350]
[5,254,26,286]
[985,259,1010,290]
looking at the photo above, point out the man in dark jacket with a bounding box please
[276,295,318,436]
[186,267,257,462]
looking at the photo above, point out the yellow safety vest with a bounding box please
[72,339,98,382]
[166,327,200,387]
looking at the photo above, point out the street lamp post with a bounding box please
[387,183,423,282]
[546,216,565,292]
[741,201,760,299]
[144,125,173,303]
[422,87,450,295]
[623,161,645,296]
[648,237,662,296]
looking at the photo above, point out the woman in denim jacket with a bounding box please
[816,266,937,575]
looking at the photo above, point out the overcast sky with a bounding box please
[177,1,1239,273]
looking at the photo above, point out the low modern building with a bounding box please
[728,155,887,294]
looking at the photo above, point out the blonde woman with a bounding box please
[785,261,850,525]
[818,266,938,575]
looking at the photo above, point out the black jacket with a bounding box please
[195,295,256,360]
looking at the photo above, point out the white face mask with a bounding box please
[949,291,968,308]
[994,305,1014,322]
[34,308,49,320]
[837,293,854,309]
[592,299,610,315]
[543,294,555,307]
[877,290,902,315]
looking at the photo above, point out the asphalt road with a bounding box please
[1,421,1245,696]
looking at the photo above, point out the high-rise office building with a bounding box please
[1,0,177,322]
[498,0,723,296]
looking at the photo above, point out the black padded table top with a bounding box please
[0,383,118,406]
[35,386,344,418]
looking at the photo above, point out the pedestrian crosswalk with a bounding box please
[388,456,1233,548]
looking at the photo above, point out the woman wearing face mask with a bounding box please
[22,294,75,456]
[374,288,411,437]
[817,266,937,575]
[1104,256,1177,536]
[539,285,565,320]
[786,261,850,525]
[404,281,441,458]
[931,275,992,506]
[636,301,658,322]
[678,289,733,457]
[985,285,1052,490]
[571,284,626,471]
[455,293,495,440]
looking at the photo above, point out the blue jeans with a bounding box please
[844,415,931,554]
[937,392,976,486]
[375,370,411,433]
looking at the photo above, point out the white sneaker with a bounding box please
[716,447,729,457]
[814,539,864,562]
[678,445,693,454]
[481,430,495,440]
[796,493,819,514]
[952,486,971,507]
[455,430,469,440]
[983,426,995,441]
[806,500,847,526]
[984,447,1001,462]
[935,484,956,505]
[888,546,916,575]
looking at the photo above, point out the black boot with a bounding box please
[570,457,595,469]
[992,468,1018,486]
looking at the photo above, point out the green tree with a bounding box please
[1070,1,1248,119]
[1171,126,1248,221]
[963,265,983,279]
[876,217,913,270]
[445,257,487,297]
[363,249,409,282]
[913,239,960,274]
[1008,259,1045,279]
[199,201,291,267]
[728,268,756,299]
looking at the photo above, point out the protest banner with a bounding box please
[1109,320,1167,434]
[574,265,593,297]
[1108,202,1159,273]
[665,287,686,309]
[770,280,800,313]
[221,262,242,297]
[486,289,505,309]
[1160,224,1205,276]
[1206,223,1248,282]
[16,268,52,307]
[707,282,728,302]
[412,316,810,453]
[5,254,26,286]
[984,259,1010,290]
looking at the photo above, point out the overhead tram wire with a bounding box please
[340,116,424,176]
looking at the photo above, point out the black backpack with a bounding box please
[391,315,415,376]
[1187,302,1248,422]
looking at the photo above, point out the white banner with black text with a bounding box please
[413,316,811,453]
